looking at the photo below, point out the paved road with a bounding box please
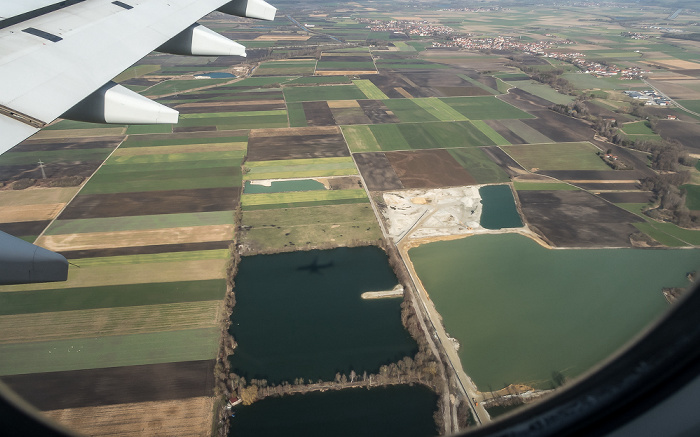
[643,79,700,118]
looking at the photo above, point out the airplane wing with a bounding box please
[0,0,276,155]
[0,0,275,283]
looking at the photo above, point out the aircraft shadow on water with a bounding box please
[296,257,335,274]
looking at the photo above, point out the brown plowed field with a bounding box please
[173,126,218,133]
[326,176,363,190]
[353,153,404,191]
[247,132,349,161]
[385,149,477,188]
[434,86,492,96]
[302,101,337,126]
[480,146,527,177]
[59,241,231,259]
[44,396,214,436]
[15,138,123,152]
[58,187,240,219]
[330,107,373,125]
[0,220,50,236]
[0,161,102,182]
[363,74,428,99]
[655,120,700,152]
[516,190,644,247]
[523,111,594,143]
[598,192,653,203]
[358,100,400,124]
[3,361,215,410]
[483,120,528,144]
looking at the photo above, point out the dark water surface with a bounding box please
[479,184,523,229]
[229,247,417,383]
[228,385,438,437]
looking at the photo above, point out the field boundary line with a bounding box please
[36,135,128,242]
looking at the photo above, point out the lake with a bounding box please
[479,185,523,230]
[409,233,700,389]
[228,385,438,437]
[229,247,417,383]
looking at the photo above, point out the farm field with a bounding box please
[502,142,610,171]
[240,203,382,252]
[439,96,534,120]
[3,2,700,434]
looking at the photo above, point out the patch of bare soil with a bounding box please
[353,152,404,191]
[385,149,477,188]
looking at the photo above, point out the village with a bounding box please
[356,18,453,38]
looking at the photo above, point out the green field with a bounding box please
[283,85,367,103]
[341,125,381,153]
[80,166,241,194]
[287,102,308,127]
[244,157,358,180]
[412,98,469,121]
[0,328,220,376]
[176,113,288,130]
[144,79,230,96]
[46,211,234,235]
[375,60,449,70]
[72,250,229,267]
[353,79,389,100]
[368,124,411,150]
[241,203,382,251]
[383,99,440,123]
[677,100,700,114]
[498,119,553,144]
[106,150,244,165]
[114,64,161,82]
[621,121,655,135]
[683,184,700,211]
[507,81,575,105]
[0,280,226,315]
[470,120,510,145]
[439,96,534,120]
[447,148,510,184]
[242,189,367,207]
[254,61,317,76]
[367,121,495,151]
[503,142,610,171]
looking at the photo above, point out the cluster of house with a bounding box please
[568,58,647,79]
[437,6,504,12]
[620,31,650,40]
[623,90,672,106]
[433,35,573,53]
[356,18,453,37]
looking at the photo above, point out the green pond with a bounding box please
[244,179,325,194]
[479,185,523,230]
[409,233,700,390]
[228,385,438,437]
[229,247,417,383]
